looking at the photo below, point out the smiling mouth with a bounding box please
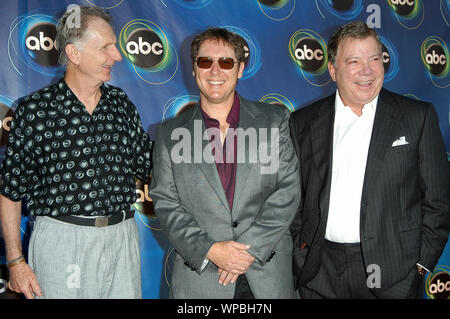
[356,80,374,87]
[207,80,225,85]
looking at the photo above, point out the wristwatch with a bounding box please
[417,264,428,276]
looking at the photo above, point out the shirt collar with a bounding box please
[59,77,107,102]
[200,92,240,128]
[334,89,378,115]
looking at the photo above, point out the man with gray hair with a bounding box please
[290,21,449,298]
[0,5,151,298]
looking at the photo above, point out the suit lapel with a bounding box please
[310,95,335,218]
[232,98,262,214]
[184,104,231,214]
[361,89,401,204]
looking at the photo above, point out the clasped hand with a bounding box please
[206,241,255,286]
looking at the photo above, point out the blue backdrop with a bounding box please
[0,0,448,299]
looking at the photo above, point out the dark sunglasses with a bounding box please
[195,57,238,70]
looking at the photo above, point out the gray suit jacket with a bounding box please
[150,96,300,298]
[289,88,449,298]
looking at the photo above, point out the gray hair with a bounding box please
[327,21,382,66]
[55,5,112,65]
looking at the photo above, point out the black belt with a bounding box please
[324,239,361,251]
[50,211,134,227]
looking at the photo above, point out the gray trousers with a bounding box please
[29,216,142,299]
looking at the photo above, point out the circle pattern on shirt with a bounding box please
[1,80,151,216]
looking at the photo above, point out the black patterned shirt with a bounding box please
[0,78,152,216]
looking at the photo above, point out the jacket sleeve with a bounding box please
[288,113,304,246]
[236,110,301,265]
[418,103,450,271]
[149,123,216,274]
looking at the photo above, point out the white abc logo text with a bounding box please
[126,37,163,55]
[383,52,390,63]
[26,32,55,51]
[136,184,152,202]
[426,50,446,65]
[390,0,414,5]
[0,278,7,294]
[429,279,450,294]
[0,116,12,131]
[295,45,323,61]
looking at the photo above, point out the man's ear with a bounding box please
[237,61,245,79]
[328,62,336,82]
[65,43,81,65]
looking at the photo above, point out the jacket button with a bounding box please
[266,251,276,262]
[232,221,239,228]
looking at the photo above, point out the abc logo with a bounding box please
[244,44,250,61]
[25,23,59,66]
[427,271,450,299]
[257,0,284,5]
[425,44,447,75]
[294,37,325,72]
[0,103,13,147]
[125,28,164,69]
[381,43,390,72]
[331,0,355,12]
[389,0,415,16]
[176,102,197,117]
[135,180,155,217]
[242,41,251,68]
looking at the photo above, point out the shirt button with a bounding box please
[232,221,239,228]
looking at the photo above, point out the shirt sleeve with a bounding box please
[124,94,152,183]
[0,103,38,202]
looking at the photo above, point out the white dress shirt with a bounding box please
[325,90,378,243]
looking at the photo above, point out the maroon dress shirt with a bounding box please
[200,93,255,299]
[200,93,240,210]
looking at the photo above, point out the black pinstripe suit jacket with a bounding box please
[289,88,449,297]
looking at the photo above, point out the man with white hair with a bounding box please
[0,6,151,298]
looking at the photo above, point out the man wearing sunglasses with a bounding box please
[150,28,300,298]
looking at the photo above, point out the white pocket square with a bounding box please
[392,136,409,147]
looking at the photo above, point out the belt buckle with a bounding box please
[95,216,109,227]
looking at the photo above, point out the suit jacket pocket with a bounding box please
[399,228,421,261]
[389,143,416,153]
[292,244,309,275]
[275,233,294,252]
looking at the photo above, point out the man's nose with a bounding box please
[110,45,122,62]
[209,60,221,73]
[360,61,374,75]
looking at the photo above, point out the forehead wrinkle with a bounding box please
[79,18,115,48]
